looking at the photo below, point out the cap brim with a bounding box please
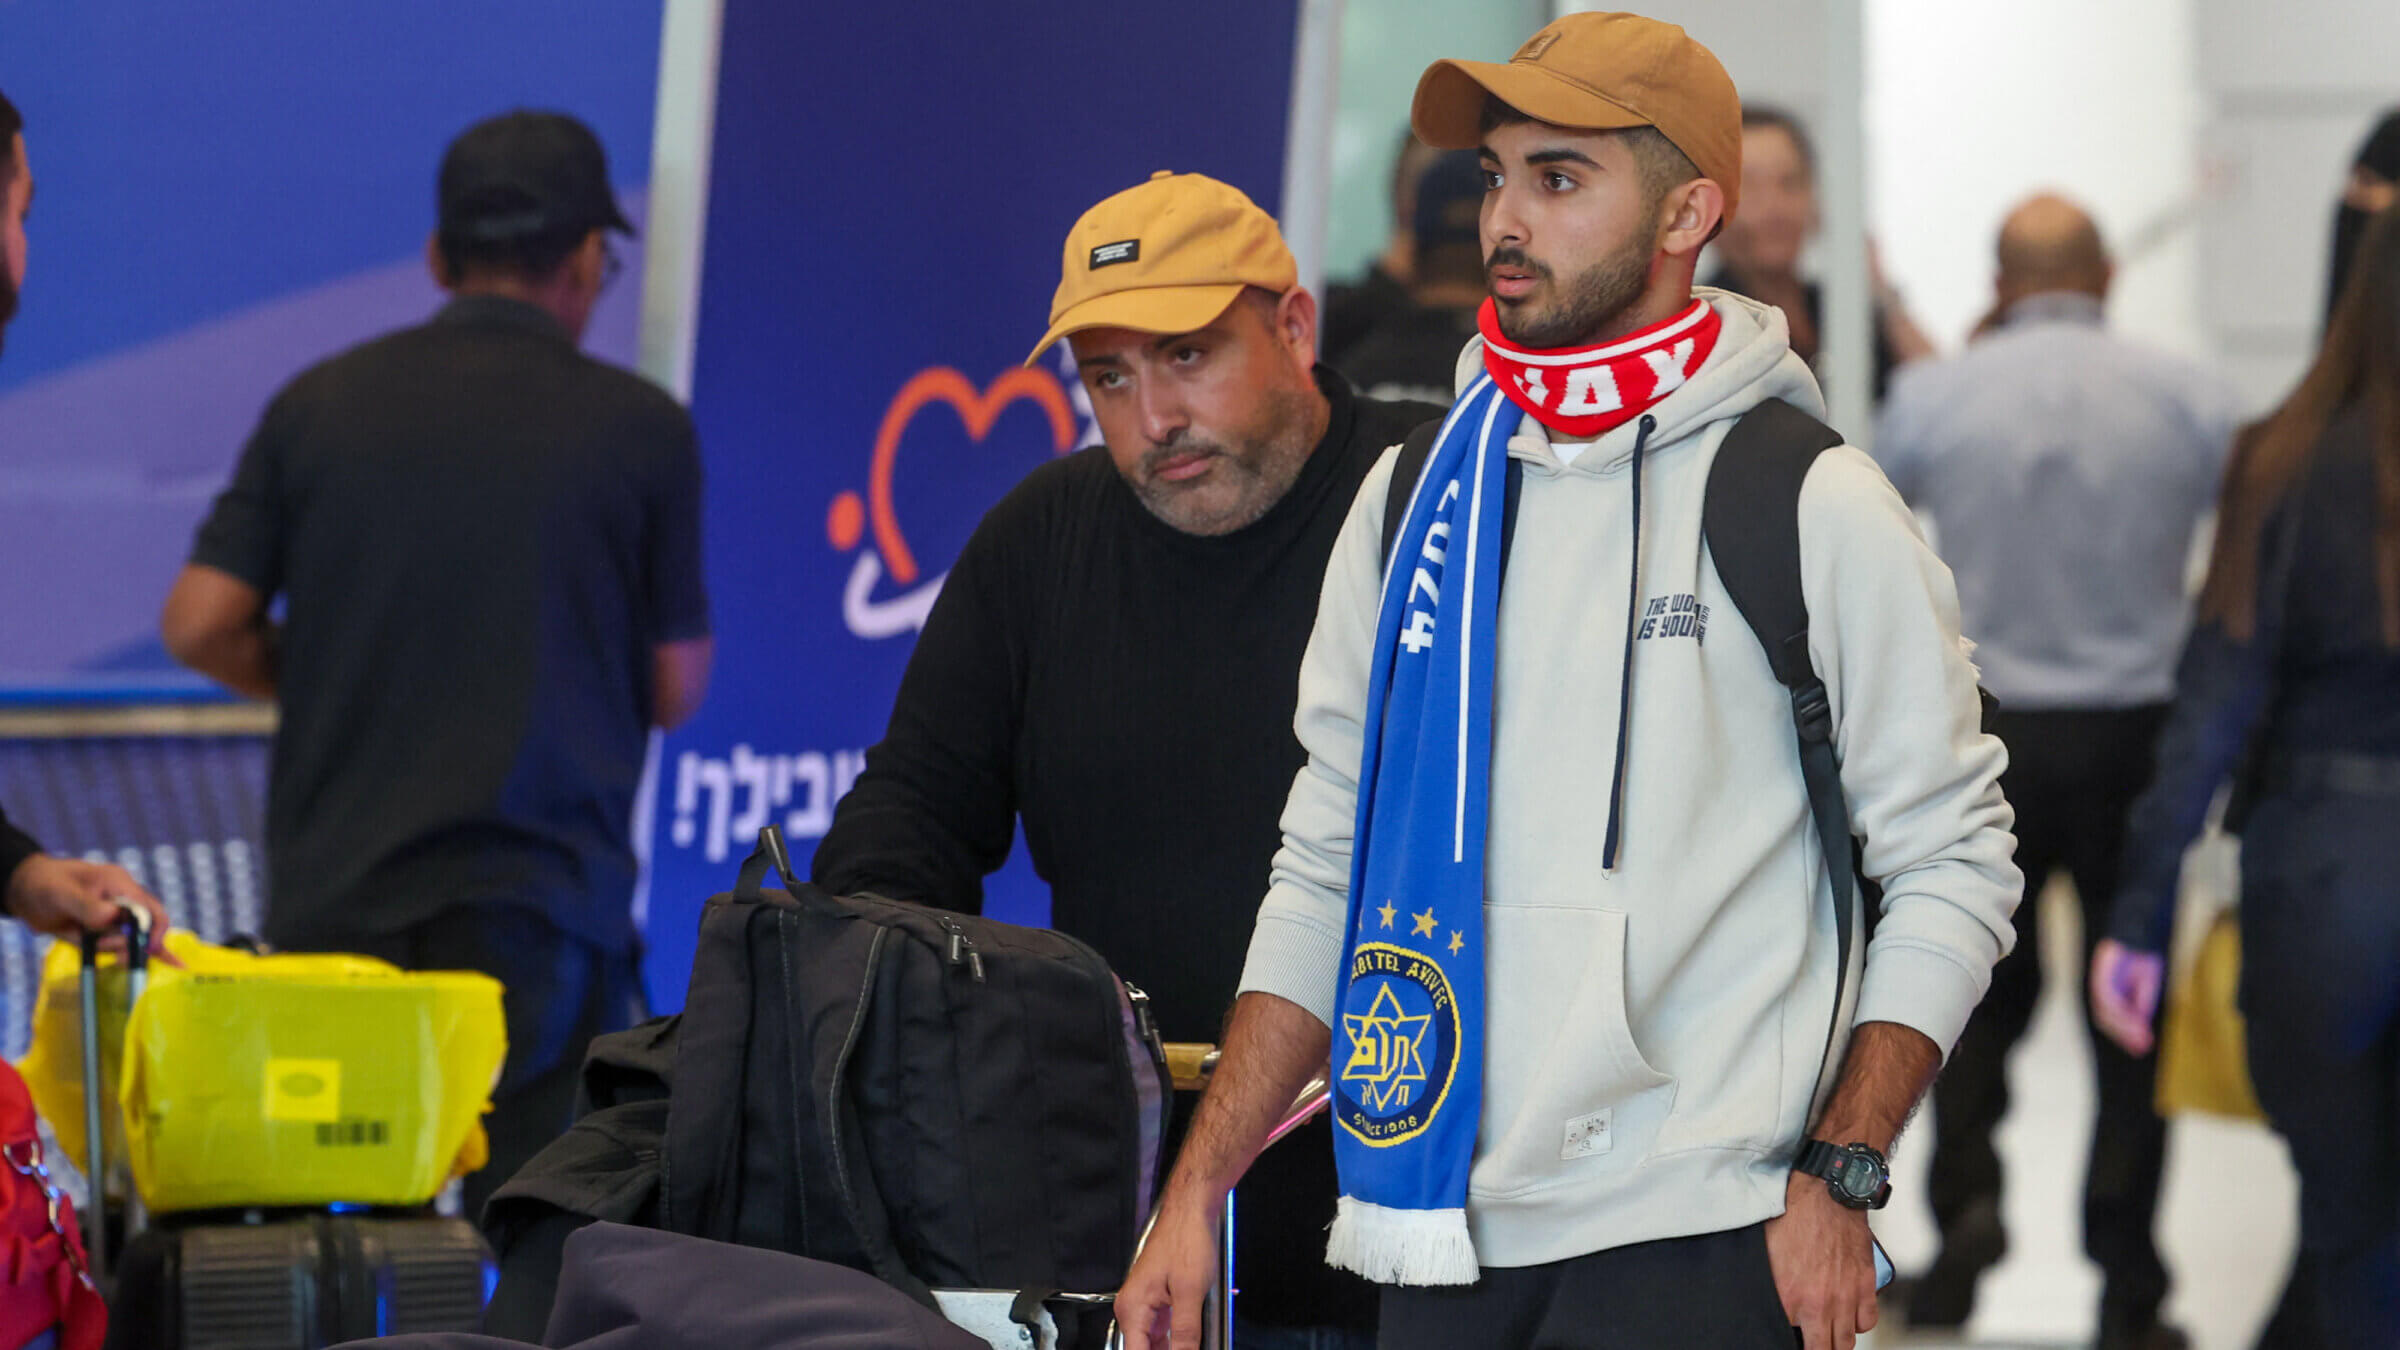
[1021,283,1246,367]
[1412,59,1651,150]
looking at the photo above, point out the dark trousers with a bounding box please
[1923,704,2173,1328]
[1378,1225,1794,1349]
[335,905,643,1219]
[2238,783,2400,1346]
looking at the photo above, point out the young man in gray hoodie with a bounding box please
[1116,14,2019,1350]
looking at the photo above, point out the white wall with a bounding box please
[1322,0,1548,284]
[2193,0,2400,409]
[1867,0,2209,365]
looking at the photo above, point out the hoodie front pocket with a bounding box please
[1469,906,1677,1200]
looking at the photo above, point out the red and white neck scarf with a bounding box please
[1478,297,1722,439]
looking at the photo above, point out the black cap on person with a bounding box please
[437,110,634,245]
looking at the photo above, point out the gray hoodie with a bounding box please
[1239,289,2020,1270]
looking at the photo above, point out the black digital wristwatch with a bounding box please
[1796,1139,1891,1210]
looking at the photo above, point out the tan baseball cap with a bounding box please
[1411,11,1743,223]
[1025,171,1299,366]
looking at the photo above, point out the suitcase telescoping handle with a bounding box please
[76,899,153,1278]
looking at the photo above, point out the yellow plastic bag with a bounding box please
[2154,911,2265,1122]
[16,932,507,1211]
[17,934,140,1178]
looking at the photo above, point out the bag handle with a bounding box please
[735,825,805,901]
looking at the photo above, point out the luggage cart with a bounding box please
[1091,1043,1330,1350]
[72,907,497,1347]
[925,1043,1330,1350]
[75,899,150,1284]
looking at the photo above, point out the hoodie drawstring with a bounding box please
[1600,413,1656,872]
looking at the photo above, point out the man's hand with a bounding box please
[1115,1200,1221,1350]
[1765,1171,1879,1350]
[1777,1021,1934,1349]
[2090,938,2166,1057]
[1113,992,1329,1350]
[3,855,173,958]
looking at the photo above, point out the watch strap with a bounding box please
[1796,1138,1844,1181]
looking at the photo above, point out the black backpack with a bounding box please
[664,825,1173,1304]
[1378,399,1986,1068]
[484,826,1172,1332]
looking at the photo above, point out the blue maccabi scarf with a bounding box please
[1325,375,1520,1286]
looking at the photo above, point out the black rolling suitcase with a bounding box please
[70,906,497,1350]
[104,1214,492,1348]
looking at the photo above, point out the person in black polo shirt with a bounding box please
[161,110,712,1215]
[813,171,1439,1350]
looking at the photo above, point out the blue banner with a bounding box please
[0,1,663,692]
[648,1,1304,1007]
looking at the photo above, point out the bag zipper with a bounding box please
[934,916,986,982]
[1120,982,1173,1226]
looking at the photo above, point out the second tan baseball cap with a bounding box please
[1026,171,1298,366]
[1411,11,1742,222]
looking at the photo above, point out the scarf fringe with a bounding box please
[1325,1196,1480,1286]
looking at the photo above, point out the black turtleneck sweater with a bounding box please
[814,367,1438,1329]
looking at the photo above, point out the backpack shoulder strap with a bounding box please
[1701,399,1859,1081]
[1380,412,1527,584]
[1702,398,1844,690]
[1379,417,1447,568]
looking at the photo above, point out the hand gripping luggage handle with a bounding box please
[76,899,151,1278]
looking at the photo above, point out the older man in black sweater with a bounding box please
[814,172,1437,1348]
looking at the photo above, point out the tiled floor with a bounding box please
[1863,879,2297,1350]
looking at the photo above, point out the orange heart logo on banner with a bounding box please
[826,367,1079,583]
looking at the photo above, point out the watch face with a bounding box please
[1840,1154,1882,1197]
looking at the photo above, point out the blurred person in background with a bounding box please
[2094,205,2400,1349]
[161,110,712,1218]
[1,88,173,950]
[0,85,18,360]
[1322,130,1446,361]
[2326,109,2399,324]
[1326,148,1485,405]
[1707,106,1934,401]
[1872,194,2238,1350]
[0,82,165,1350]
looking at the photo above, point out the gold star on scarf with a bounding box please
[1412,907,1439,938]
[1377,900,1398,930]
[1448,930,1465,956]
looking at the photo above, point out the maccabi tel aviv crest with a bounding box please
[1338,925,1464,1149]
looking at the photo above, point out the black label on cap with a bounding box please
[1089,239,1141,269]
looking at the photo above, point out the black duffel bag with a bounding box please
[486,825,1171,1330]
